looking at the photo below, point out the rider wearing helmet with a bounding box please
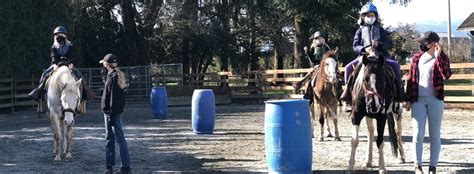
[29,26,92,105]
[295,31,335,103]
[305,31,331,67]
[340,3,402,111]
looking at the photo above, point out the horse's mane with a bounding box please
[352,55,393,111]
[48,66,77,92]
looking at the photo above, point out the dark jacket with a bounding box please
[101,70,125,116]
[352,25,390,55]
[306,43,331,67]
[51,43,74,65]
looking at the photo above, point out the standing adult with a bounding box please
[405,31,451,174]
[100,54,131,174]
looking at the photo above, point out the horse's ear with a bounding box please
[333,47,339,55]
[362,55,369,65]
[75,78,83,87]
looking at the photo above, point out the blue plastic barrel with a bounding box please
[150,87,167,119]
[265,99,312,174]
[191,89,215,134]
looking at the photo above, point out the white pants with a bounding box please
[411,95,444,167]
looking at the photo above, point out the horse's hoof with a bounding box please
[53,156,61,164]
[65,154,73,161]
[365,162,372,167]
[378,169,387,174]
[335,137,342,141]
[52,160,60,165]
[398,158,406,164]
[326,134,333,138]
[319,137,324,141]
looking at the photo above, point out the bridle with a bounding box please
[59,85,81,117]
[362,71,386,114]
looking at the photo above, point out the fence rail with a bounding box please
[0,78,37,111]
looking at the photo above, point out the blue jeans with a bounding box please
[104,114,130,168]
[411,95,444,167]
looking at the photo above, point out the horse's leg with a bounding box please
[365,117,375,167]
[318,104,325,141]
[62,121,66,155]
[376,116,387,173]
[325,107,333,138]
[65,126,73,160]
[348,114,362,171]
[331,105,341,141]
[395,113,406,163]
[310,103,315,138]
[50,112,62,161]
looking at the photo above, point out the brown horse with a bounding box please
[310,49,341,141]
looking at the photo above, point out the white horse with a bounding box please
[47,66,82,161]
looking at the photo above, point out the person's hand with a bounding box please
[371,40,379,48]
[105,114,112,124]
[404,102,411,111]
[52,64,58,71]
[68,63,74,69]
[304,46,308,52]
[364,46,373,53]
[434,42,442,58]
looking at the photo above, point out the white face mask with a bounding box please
[314,38,325,46]
[364,16,376,25]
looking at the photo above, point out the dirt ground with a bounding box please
[0,102,473,173]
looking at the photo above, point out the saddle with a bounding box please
[37,67,96,114]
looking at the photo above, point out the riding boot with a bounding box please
[340,78,353,102]
[295,65,319,93]
[295,72,312,93]
[28,77,47,101]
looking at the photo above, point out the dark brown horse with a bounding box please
[310,49,341,141]
[347,53,400,173]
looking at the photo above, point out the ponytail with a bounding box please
[115,67,127,89]
[105,62,127,89]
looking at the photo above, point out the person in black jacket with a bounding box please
[29,26,85,101]
[100,54,131,174]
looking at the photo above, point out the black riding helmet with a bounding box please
[53,26,67,35]
[309,31,325,40]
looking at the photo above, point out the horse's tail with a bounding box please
[387,111,399,158]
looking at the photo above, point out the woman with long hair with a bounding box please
[100,53,131,174]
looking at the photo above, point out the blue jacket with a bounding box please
[352,25,390,55]
[51,43,74,65]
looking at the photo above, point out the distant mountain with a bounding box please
[414,19,470,37]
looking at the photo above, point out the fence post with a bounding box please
[11,78,15,113]
[145,65,150,95]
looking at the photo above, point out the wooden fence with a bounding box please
[0,63,472,111]
[181,63,474,103]
[0,78,37,112]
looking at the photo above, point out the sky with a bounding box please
[372,0,474,36]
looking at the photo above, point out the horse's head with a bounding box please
[61,78,82,127]
[321,48,339,84]
[358,54,386,113]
